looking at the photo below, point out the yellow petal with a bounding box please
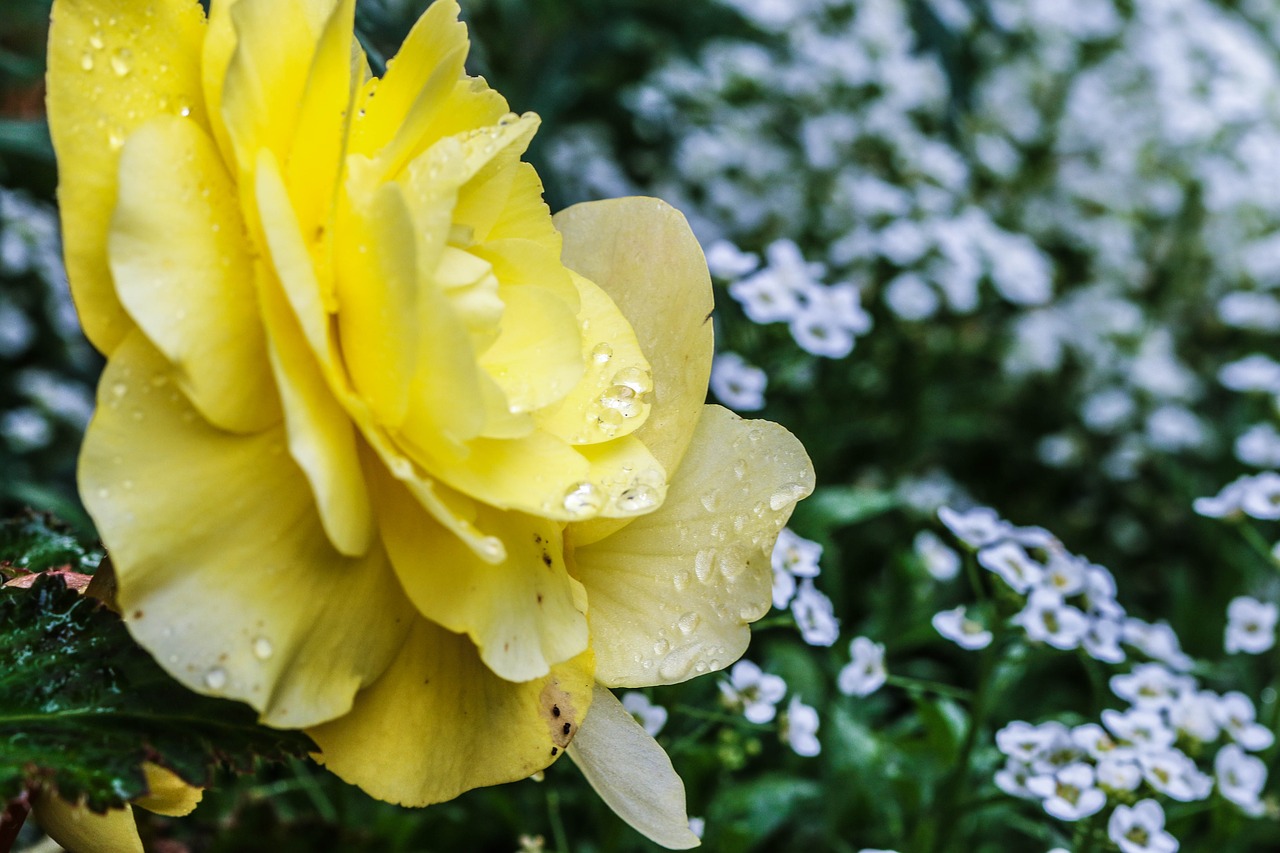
[133,763,202,817]
[219,0,315,176]
[47,0,210,354]
[571,406,814,687]
[351,0,469,177]
[533,270,654,445]
[554,197,714,477]
[32,793,142,853]
[79,332,415,728]
[108,115,279,434]
[477,281,584,414]
[309,618,594,806]
[372,467,589,681]
[567,685,699,850]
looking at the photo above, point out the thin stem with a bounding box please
[1236,521,1276,572]
[546,788,570,853]
[885,674,974,702]
[290,758,338,824]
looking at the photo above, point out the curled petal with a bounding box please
[572,406,814,687]
[567,685,699,850]
[133,763,202,817]
[310,618,595,806]
[31,792,142,853]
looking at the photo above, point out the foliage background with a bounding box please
[4,0,1280,850]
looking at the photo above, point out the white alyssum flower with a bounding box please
[1169,689,1221,743]
[1110,664,1194,711]
[1214,743,1267,816]
[1219,354,1280,393]
[1083,616,1127,664]
[994,758,1036,799]
[1214,691,1275,751]
[1123,618,1194,671]
[621,692,669,737]
[1194,476,1252,518]
[1224,596,1278,655]
[1026,763,1106,821]
[781,696,821,757]
[771,528,822,610]
[838,636,887,697]
[791,579,840,647]
[1239,472,1280,520]
[1136,749,1213,802]
[914,529,961,580]
[1096,755,1143,792]
[719,660,788,724]
[978,541,1045,593]
[1014,589,1089,650]
[1235,423,1280,468]
[1108,800,1178,853]
[1101,707,1177,753]
[709,352,768,412]
[931,606,993,650]
[938,505,1012,548]
[704,239,759,279]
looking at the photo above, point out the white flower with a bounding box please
[838,637,887,697]
[1214,743,1267,816]
[1110,664,1193,710]
[1137,749,1213,802]
[781,696,821,757]
[978,541,1045,593]
[1026,763,1106,821]
[1194,476,1251,518]
[1123,618,1194,671]
[772,568,797,611]
[621,692,669,737]
[773,528,823,578]
[1235,423,1280,468]
[1101,708,1176,753]
[914,529,961,580]
[938,505,1011,548]
[1014,589,1089,650]
[1108,800,1179,853]
[1225,596,1278,654]
[789,306,857,358]
[1214,691,1275,751]
[1096,756,1142,792]
[1083,617,1127,664]
[885,272,940,321]
[1239,472,1280,520]
[710,352,768,412]
[1219,354,1280,394]
[931,606,993,650]
[791,579,840,647]
[719,660,788,724]
[994,758,1036,799]
[730,269,803,323]
[688,817,706,840]
[1169,690,1221,743]
[1071,723,1132,762]
[704,239,759,279]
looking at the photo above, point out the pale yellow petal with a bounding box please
[351,0,468,177]
[108,116,279,434]
[47,0,209,354]
[133,763,202,817]
[310,618,594,806]
[554,198,714,477]
[373,467,589,681]
[80,332,414,728]
[533,270,653,445]
[477,281,584,414]
[32,793,142,853]
[567,685,699,850]
[571,405,814,687]
[219,0,315,175]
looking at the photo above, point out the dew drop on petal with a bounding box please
[673,569,691,592]
[203,667,227,690]
[694,549,716,583]
[80,53,94,71]
[653,638,670,655]
[563,481,604,517]
[477,535,506,564]
[591,343,613,364]
[88,31,105,50]
[252,637,274,660]
[677,612,701,634]
[769,483,809,511]
[615,484,659,514]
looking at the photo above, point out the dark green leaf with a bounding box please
[0,512,100,576]
[0,119,54,163]
[0,574,316,813]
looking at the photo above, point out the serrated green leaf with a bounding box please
[0,574,316,813]
[0,512,101,576]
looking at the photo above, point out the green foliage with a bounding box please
[0,569,315,814]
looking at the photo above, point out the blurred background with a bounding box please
[5,0,1280,850]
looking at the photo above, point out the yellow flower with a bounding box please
[33,763,202,853]
[48,0,813,846]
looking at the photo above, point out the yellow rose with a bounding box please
[48,0,813,847]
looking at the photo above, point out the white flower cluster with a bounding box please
[837,636,887,698]
[996,659,1272,835]
[709,351,767,412]
[771,528,840,646]
[0,189,95,457]
[717,659,821,756]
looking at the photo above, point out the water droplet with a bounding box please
[563,482,604,517]
[203,667,227,690]
[653,638,670,655]
[252,637,274,660]
[615,484,659,514]
[733,459,747,480]
[80,53,94,71]
[673,570,691,591]
[96,487,110,499]
[694,549,716,583]
[110,48,132,77]
[769,483,808,511]
[700,490,720,512]
[179,105,191,117]
[89,30,105,49]
[677,612,701,634]
[611,366,651,393]
[111,382,128,398]
[599,384,643,418]
[591,343,613,364]
[107,129,125,150]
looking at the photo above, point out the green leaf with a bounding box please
[788,485,897,536]
[706,772,821,850]
[0,512,101,576]
[0,573,316,813]
[0,118,54,163]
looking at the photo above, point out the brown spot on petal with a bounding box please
[540,681,580,749]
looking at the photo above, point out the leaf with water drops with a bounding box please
[0,512,101,577]
[0,570,315,813]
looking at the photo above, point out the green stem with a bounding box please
[290,758,338,824]
[673,704,771,728]
[546,788,570,853]
[1237,521,1276,572]
[885,674,974,702]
